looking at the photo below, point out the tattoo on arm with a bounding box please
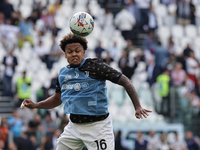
[118,75,141,109]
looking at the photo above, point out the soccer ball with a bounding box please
[69,12,94,37]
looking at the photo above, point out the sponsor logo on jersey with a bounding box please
[81,82,89,90]
[74,83,81,91]
[61,82,89,91]
[62,84,73,90]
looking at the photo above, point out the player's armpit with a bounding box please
[54,92,62,101]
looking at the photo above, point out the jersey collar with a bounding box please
[67,58,87,68]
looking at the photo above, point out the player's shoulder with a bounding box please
[84,58,104,65]
[59,66,68,74]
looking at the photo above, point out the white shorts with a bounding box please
[56,115,114,150]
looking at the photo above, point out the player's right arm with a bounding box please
[22,92,62,109]
[22,76,63,109]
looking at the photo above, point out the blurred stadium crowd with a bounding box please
[0,0,200,149]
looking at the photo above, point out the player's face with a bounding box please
[65,43,85,65]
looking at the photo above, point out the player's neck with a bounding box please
[68,64,81,68]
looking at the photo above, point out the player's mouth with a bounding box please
[72,59,79,63]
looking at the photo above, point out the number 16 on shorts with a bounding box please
[94,139,107,150]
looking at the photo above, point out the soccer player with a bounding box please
[22,33,151,150]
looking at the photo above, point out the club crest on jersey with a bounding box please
[74,71,79,78]
[84,71,89,76]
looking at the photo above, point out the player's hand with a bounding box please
[135,107,152,119]
[21,99,37,109]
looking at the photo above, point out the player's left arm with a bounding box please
[117,74,152,119]
[93,58,151,119]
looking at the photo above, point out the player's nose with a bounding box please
[72,51,77,56]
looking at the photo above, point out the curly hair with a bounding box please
[59,33,88,52]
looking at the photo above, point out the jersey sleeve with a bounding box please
[55,78,61,93]
[95,59,122,83]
